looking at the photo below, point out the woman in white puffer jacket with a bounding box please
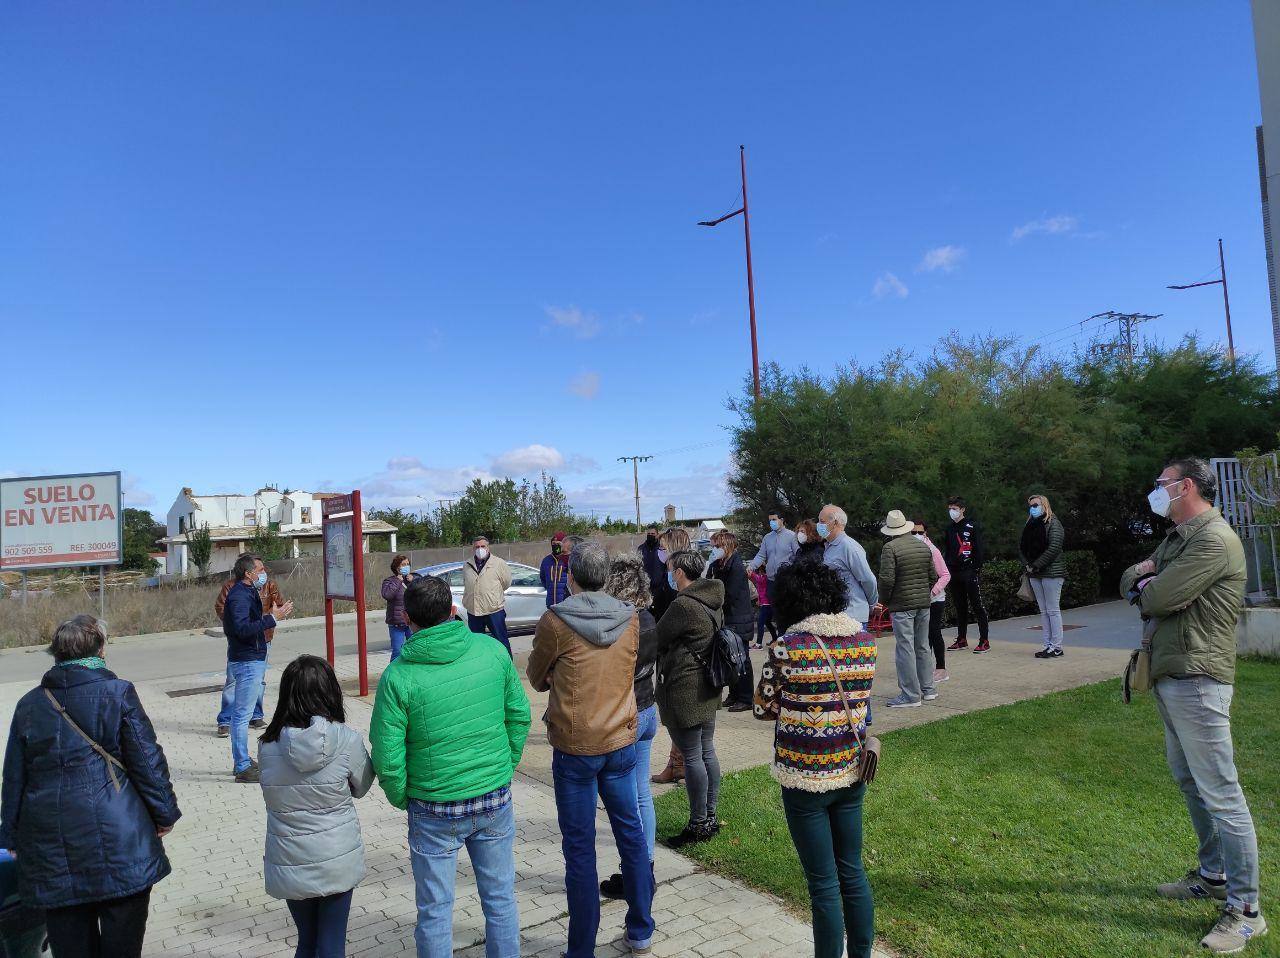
[258,655,375,958]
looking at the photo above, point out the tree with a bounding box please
[248,524,289,561]
[121,508,164,574]
[187,523,214,576]
[728,335,1280,586]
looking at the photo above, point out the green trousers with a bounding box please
[781,783,875,958]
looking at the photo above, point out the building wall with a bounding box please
[1254,0,1280,368]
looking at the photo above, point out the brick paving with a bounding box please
[0,647,892,957]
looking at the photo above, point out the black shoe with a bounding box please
[1049,648,1064,657]
[1034,648,1052,658]
[726,701,752,713]
[249,718,267,730]
[234,765,261,783]
[600,872,625,899]
[666,820,715,849]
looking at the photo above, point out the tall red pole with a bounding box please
[352,490,369,697]
[1219,238,1236,369]
[740,145,761,403]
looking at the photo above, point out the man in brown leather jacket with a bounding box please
[212,557,284,737]
[527,540,655,958]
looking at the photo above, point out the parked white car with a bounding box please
[412,560,548,632]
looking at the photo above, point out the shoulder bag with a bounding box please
[810,634,880,784]
[44,688,126,793]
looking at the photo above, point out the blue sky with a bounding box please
[0,2,1269,522]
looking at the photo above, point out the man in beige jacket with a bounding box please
[462,535,513,655]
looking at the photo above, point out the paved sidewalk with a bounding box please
[0,659,887,958]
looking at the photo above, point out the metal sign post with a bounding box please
[322,490,369,696]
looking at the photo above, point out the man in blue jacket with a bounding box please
[222,553,292,782]
[539,531,572,607]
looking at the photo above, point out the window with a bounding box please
[300,507,313,524]
[244,510,257,527]
[445,568,464,589]
[178,516,186,533]
[511,567,542,589]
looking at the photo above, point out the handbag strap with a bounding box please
[44,688,126,792]
[810,634,865,748]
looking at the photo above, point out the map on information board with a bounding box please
[323,518,356,600]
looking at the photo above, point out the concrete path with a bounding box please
[0,600,1138,956]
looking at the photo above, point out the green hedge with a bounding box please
[935,550,1100,626]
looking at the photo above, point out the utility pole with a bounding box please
[1088,311,1161,369]
[617,456,652,532]
[1167,239,1236,367]
[698,145,762,402]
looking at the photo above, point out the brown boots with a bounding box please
[651,744,685,784]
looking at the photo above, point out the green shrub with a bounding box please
[934,550,1099,626]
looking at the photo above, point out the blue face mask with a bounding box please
[768,519,780,532]
[816,522,829,540]
[709,547,725,562]
[255,571,268,588]
[1029,505,1044,519]
[666,570,677,590]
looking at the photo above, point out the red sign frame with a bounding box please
[321,490,369,696]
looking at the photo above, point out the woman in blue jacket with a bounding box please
[0,615,181,958]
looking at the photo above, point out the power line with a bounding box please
[1087,311,1162,369]
[617,456,653,532]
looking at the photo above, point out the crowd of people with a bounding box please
[0,457,1266,956]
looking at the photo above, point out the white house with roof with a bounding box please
[160,487,398,576]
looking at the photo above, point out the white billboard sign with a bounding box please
[0,472,123,571]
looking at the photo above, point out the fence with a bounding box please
[1213,455,1280,599]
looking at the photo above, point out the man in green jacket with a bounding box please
[1120,456,1263,954]
[879,509,940,709]
[369,575,531,957]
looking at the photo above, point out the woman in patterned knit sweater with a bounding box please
[754,560,877,958]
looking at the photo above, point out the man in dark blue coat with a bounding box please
[223,553,293,782]
[1,614,180,956]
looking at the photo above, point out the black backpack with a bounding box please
[689,602,750,691]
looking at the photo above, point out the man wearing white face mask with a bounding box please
[943,496,990,653]
[746,511,798,593]
[1121,457,1262,954]
[462,536,514,655]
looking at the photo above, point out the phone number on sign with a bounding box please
[2,543,54,557]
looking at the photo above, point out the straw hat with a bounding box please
[880,509,914,537]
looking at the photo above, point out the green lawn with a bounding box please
[656,659,1280,958]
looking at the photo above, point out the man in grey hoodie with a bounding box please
[527,540,655,958]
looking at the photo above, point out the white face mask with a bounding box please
[1148,481,1183,519]
[475,547,489,561]
[709,547,725,562]
[948,509,962,522]
[796,532,807,545]
[913,533,926,541]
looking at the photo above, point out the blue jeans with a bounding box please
[1153,675,1260,910]
[552,745,655,957]
[216,650,266,726]
[408,799,520,958]
[229,659,268,773]
[286,889,353,958]
[468,611,511,655]
[388,624,413,661]
[634,705,659,859]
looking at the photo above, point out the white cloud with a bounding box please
[568,371,601,399]
[1011,214,1079,241]
[564,458,731,520]
[121,472,155,508]
[872,272,909,300]
[491,444,565,475]
[917,245,966,273]
[543,305,601,339]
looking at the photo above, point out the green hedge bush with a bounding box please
[934,550,1100,626]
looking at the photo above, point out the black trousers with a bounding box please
[953,572,989,642]
[46,886,152,958]
[929,599,946,668]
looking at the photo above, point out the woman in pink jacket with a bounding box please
[914,520,952,683]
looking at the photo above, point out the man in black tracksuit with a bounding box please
[944,496,990,652]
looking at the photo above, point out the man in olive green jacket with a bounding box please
[370,575,531,956]
[1120,457,1263,954]
[879,509,940,709]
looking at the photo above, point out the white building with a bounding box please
[160,487,398,576]
[695,519,727,542]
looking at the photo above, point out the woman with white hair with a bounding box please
[0,615,180,957]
